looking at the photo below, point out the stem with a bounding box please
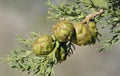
[81,9,104,24]
[22,51,33,58]
[1,51,33,63]
[38,41,60,75]
[48,41,60,59]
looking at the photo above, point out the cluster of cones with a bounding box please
[32,20,98,62]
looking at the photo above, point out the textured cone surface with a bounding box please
[71,23,92,46]
[87,21,98,44]
[32,35,54,55]
[88,21,97,37]
[53,20,74,42]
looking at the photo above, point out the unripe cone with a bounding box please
[88,21,98,44]
[71,23,92,46]
[32,35,54,56]
[88,21,97,37]
[53,20,74,42]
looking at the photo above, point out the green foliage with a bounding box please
[2,0,120,76]
[47,0,107,22]
[2,33,56,76]
[47,0,86,21]
[2,32,74,76]
[80,0,109,8]
[99,0,120,51]
[47,0,120,51]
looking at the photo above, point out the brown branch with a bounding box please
[81,9,104,24]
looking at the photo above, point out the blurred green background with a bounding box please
[0,0,120,76]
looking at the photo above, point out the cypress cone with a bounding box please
[71,23,92,46]
[53,20,75,42]
[87,21,98,44]
[32,35,55,56]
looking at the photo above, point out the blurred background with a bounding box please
[0,0,120,76]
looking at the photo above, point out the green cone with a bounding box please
[32,35,54,56]
[71,23,92,46]
[53,20,74,42]
[88,21,97,37]
[87,21,98,44]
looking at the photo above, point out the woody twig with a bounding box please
[81,9,104,24]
